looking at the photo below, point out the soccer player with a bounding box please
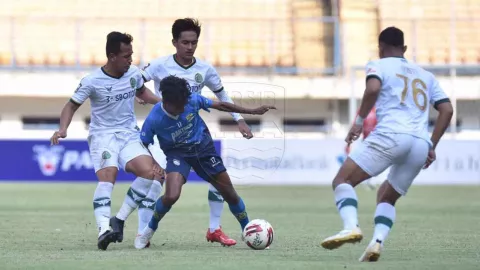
[50,32,165,250]
[133,75,275,249]
[139,18,253,246]
[320,27,453,262]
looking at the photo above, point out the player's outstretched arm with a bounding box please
[430,102,453,149]
[210,101,276,115]
[50,100,80,145]
[213,89,253,138]
[136,85,161,105]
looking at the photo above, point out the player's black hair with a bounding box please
[106,31,133,57]
[161,75,192,105]
[172,18,201,40]
[378,27,404,47]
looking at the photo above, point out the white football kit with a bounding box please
[141,55,242,167]
[350,57,450,195]
[71,66,150,172]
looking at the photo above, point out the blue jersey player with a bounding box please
[134,75,275,249]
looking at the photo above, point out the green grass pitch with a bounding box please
[0,183,479,270]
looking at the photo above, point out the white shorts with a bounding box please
[88,131,150,173]
[150,136,167,169]
[349,132,429,196]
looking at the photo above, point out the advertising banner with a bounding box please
[0,140,221,182]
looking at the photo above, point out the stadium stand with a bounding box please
[0,0,479,71]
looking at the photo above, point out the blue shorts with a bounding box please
[165,140,226,182]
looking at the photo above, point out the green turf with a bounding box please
[0,183,479,270]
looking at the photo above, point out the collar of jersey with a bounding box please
[101,66,123,79]
[161,104,180,120]
[173,54,196,70]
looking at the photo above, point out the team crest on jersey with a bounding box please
[194,73,203,83]
[130,77,136,89]
[102,151,111,160]
[186,113,194,122]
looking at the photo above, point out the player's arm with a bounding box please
[356,62,383,125]
[136,84,161,105]
[205,66,254,137]
[51,81,90,145]
[430,80,453,149]
[210,101,275,115]
[140,113,156,148]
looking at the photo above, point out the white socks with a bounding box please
[116,177,152,221]
[93,182,114,236]
[138,180,163,234]
[208,184,224,232]
[334,183,359,230]
[372,202,396,245]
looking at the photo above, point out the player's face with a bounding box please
[164,101,186,116]
[173,31,198,60]
[111,43,133,73]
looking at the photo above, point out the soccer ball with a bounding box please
[242,219,274,250]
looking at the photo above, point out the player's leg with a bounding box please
[209,172,249,230]
[89,134,121,250]
[135,156,190,249]
[359,135,429,262]
[207,183,225,237]
[110,136,161,244]
[135,136,167,238]
[322,133,395,250]
[191,149,246,245]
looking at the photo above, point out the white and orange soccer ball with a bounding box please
[242,219,274,250]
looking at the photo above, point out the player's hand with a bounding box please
[345,123,363,145]
[135,97,146,105]
[423,148,436,169]
[237,120,253,139]
[153,163,165,179]
[249,105,276,115]
[50,130,67,145]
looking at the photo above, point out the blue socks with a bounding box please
[228,197,249,230]
[148,196,171,231]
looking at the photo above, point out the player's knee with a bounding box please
[163,191,180,206]
[376,181,401,205]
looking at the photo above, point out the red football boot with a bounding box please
[206,227,237,247]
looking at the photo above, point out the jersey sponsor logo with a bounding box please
[106,89,136,103]
[186,83,205,93]
[32,145,93,177]
[171,122,194,142]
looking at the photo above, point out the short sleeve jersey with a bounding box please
[140,93,213,154]
[365,57,450,145]
[71,66,144,134]
[141,55,223,97]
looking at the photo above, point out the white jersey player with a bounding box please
[138,18,252,247]
[50,32,165,251]
[320,27,453,262]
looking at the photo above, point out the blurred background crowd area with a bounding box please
[0,0,478,139]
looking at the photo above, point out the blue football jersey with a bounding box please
[140,93,213,153]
